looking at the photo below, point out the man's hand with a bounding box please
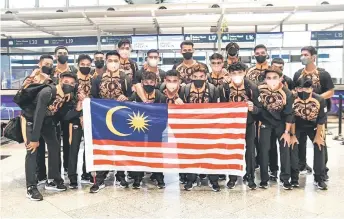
[280,133,291,147]
[175,98,184,105]
[78,92,86,102]
[247,101,254,112]
[76,101,83,111]
[117,95,128,102]
[80,116,84,129]
[26,141,39,154]
[313,134,325,151]
[180,83,186,87]
[290,135,299,149]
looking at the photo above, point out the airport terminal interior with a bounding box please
[1,0,344,218]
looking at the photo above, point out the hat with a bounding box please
[295,77,313,88]
[60,72,77,81]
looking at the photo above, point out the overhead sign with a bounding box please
[158,35,183,50]
[1,39,8,48]
[7,36,98,47]
[184,34,218,43]
[131,35,158,50]
[255,32,283,48]
[221,33,255,42]
[311,31,344,40]
[101,36,131,45]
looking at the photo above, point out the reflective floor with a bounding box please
[1,125,344,219]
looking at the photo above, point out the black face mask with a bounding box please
[182,52,193,60]
[298,91,311,100]
[227,47,238,57]
[255,55,267,64]
[62,84,75,94]
[41,66,53,75]
[79,67,91,75]
[193,80,205,89]
[143,85,155,94]
[95,60,105,69]
[58,55,69,64]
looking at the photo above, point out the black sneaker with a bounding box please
[155,175,165,189]
[281,181,293,190]
[243,174,248,182]
[116,176,129,188]
[247,179,257,190]
[26,186,43,201]
[306,164,312,173]
[64,168,68,175]
[259,182,268,189]
[219,175,226,181]
[226,180,236,189]
[132,178,142,189]
[37,177,47,186]
[184,181,196,191]
[90,183,105,193]
[45,181,67,191]
[314,181,328,190]
[291,180,300,188]
[324,173,329,181]
[199,174,207,180]
[150,173,157,182]
[211,181,220,192]
[179,174,187,184]
[269,171,278,181]
[81,173,92,184]
[69,182,78,189]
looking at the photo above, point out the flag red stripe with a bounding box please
[93,139,244,150]
[168,112,247,119]
[93,149,244,160]
[169,123,246,129]
[168,102,247,109]
[93,160,243,170]
[173,133,245,139]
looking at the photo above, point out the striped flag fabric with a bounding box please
[83,98,248,176]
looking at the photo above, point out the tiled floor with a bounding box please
[1,125,344,219]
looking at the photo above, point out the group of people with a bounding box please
[18,39,334,202]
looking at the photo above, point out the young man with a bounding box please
[117,39,138,80]
[224,42,240,68]
[268,58,294,181]
[129,71,166,189]
[257,67,294,190]
[65,54,93,189]
[173,41,208,85]
[293,46,334,179]
[91,51,105,78]
[160,69,184,105]
[208,53,229,87]
[291,78,328,190]
[22,72,77,201]
[219,62,261,190]
[246,44,270,85]
[179,64,219,191]
[90,51,132,193]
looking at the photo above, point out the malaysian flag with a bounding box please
[83,98,247,176]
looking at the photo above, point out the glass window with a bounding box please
[39,0,66,7]
[0,0,5,9]
[69,0,97,6]
[99,0,127,6]
[9,0,35,8]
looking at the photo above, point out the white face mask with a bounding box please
[266,79,280,90]
[107,62,119,72]
[119,49,130,59]
[147,58,159,68]
[232,75,244,85]
[212,65,222,73]
[166,83,179,93]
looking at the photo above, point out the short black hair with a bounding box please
[77,54,92,65]
[106,51,120,60]
[271,58,284,66]
[39,55,53,62]
[296,77,313,88]
[147,49,159,56]
[209,53,224,61]
[227,62,247,73]
[254,44,267,52]
[60,72,77,81]
[225,42,240,52]
[94,51,104,56]
[301,46,317,56]
[142,71,157,81]
[180,41,194,49]
[191,64,207,75]
[117,39,131,48]
[165,69,180,78]
[264,66,283,77]
[54,46,68,54]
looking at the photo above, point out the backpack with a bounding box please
[181,83,216,103]
[13,83,56,110]
[222,80,252,102]
[2,116,24,143]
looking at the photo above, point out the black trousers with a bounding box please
[295,126,326,181]
[269,132,279,172]
[36,137,46,180]
[61,120,70,170]
[68,122,83,183]
[259,122,292,183]
[22,116,63,188]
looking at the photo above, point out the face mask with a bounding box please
[266,79,280,90]
[62,84,75,94]
[300,56,312,66]
[58,55,68,64]
[95,60,104,69]
[298,91,311,100]
[193,79,205,89]
[143,85,155,94]
[79,67,91,75]
[227,47,238,57]
[166,83,179,93]
[147,58,159,68]
[182,52,193,60]
[41,66,53,75]
[255,55,267,64]
[211,65,222,73]
[232,75,244,85]
[119,50,130,59]
[107,62,119,72]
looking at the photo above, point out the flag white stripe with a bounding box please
[168,128,246,134]
[168,118,247,124]
[167,138,245,144]
[168,107,248,114]
[93,155,245,165]
[93,145,245,155]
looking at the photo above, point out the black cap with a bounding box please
[60,72,77,81]
[296,77,313,88]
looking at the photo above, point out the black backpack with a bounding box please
[3,116,24,143]
[13,83,56,110]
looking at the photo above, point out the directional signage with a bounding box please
[158,35,183,50]
[184,34,218,43]
[131,35,158,50]
[221,33,255,42]
[1,39,8,48]
[311,31,344,40]
[7,36,98,47]
[255,32,283,48]
[101,36,131,45]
